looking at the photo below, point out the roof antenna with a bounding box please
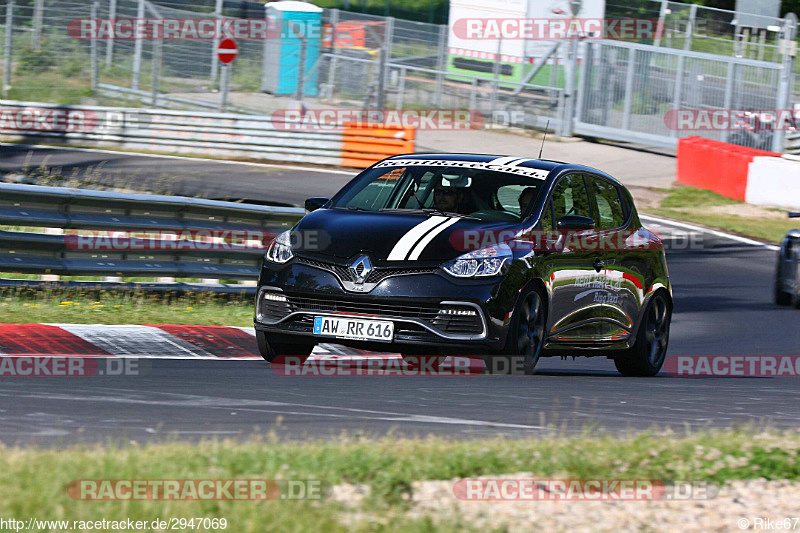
[538,120,550,160]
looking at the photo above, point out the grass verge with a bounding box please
[1,429,799,531]
[0,288,254,326]
[645,186,798,243]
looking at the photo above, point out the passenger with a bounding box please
[518,187,538,217]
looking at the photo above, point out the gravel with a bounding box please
[333,476,800,532]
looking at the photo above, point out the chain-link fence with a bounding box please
[0,0,797,152]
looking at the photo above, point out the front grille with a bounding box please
[296,256,438,284]
[257,291,485,337]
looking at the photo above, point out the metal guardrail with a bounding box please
[0,101,414,167]
[0,182,305,291]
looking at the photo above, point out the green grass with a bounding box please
[1,429,799,531]
[647,186,798,243]
[0,289,254,326]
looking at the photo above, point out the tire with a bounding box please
[614,291,671,377]
[256,331,314,362]
[491,286,547,375]
[775,281,791,306]
[792,278,800,310]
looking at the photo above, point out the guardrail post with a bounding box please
[32,0,43,51]
[773,13,797,153]
[91,2,99,96]
[2,0,13,100]
[106,0,117,68]
[131,0,144,90]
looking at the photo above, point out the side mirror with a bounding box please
[305,197,330,212]
[557,215,595,231]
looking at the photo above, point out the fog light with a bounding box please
[440,308,477,316]
[263,292,288,302]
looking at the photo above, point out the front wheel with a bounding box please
[491,287,547,375]
[614,292,671,377]
[256,331,314,362]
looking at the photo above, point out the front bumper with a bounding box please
[254,258,512,350]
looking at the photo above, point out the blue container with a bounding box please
[262,1,322,96]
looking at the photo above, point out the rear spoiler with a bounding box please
[791,212,800,218]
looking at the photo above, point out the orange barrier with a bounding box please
[676,136,779,201]
[340,123,415,168]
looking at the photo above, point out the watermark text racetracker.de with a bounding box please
[0,357,147,378]
[664,109,800,131]
[0,107,150,133]
[665,356,800,377]
[67,17,316,40]
[451,18,663,40]
[452,479,718,500]
[67,479,332,501]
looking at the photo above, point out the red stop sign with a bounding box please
[218,38,238,64]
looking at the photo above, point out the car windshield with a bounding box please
[331,161,547,221]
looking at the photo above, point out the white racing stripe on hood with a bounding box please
[407,217,460,260]
[387,216,449,261]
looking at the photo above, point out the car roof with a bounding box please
[385,153,622,186]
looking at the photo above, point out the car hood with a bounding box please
[293,209,520,264]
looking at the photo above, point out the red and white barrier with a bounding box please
[677,137,800,210]
[745,156,800,210]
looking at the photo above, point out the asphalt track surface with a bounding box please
[1,146,799,445]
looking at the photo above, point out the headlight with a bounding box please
[265,230,294,263]
[442,242,512,278]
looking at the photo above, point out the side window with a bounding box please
[590,177,625,229]
[551,174,592,222]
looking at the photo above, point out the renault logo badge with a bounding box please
[349,255,372,285]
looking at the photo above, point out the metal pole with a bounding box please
[396,66,406,109]
[220,64,229,112]
[151,35,162,107]
[377,16,394,109]
[670,55,685,138]
[433,23,447,108]
[490,37,502,120]
[211,0,223,82]
[772,13,797,153]
[325,9,339,101]
[32,0,43,51]
[131,0,144,90]
[685,4,696,52]
[621,49,636,130]
[562,37,577,137]
[3,1,13,100]
[721,62,735,143]
[653,0,668,48]
[106,0,117,68]
[295,30,307,102]
[91,2,99,95]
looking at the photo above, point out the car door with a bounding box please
[586,175,641,339]
[541,173,610,343]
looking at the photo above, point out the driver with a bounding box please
[433,175,470,214]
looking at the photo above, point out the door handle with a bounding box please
[593,259,605,272]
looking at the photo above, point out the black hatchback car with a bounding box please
[775,212,800,308]
[255,154,672,376]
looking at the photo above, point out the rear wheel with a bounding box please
[614,292,671,377]
[491,287,547,375]
[256,331,314,362]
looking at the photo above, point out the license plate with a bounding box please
[313,316,394,342]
